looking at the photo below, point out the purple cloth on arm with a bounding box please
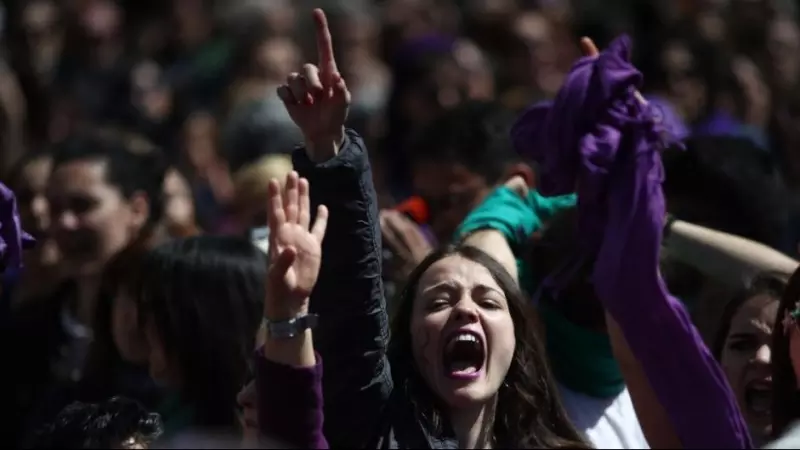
[0,182,35,273]
[256,351,328,449]
[511,35,752,449]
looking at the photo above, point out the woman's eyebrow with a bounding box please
[472,284,504,297]
[420,280,460,295]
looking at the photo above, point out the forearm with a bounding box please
[665,220,798,287]
[463,230,518,281]
[256,346,327,449]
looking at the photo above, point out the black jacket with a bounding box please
[294,130,458,448]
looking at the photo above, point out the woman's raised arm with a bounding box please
[257,172,329,449]
[276,9,391,448]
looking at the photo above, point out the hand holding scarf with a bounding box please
[511,35,751,448]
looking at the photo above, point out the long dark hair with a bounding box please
[388,244,590,448]
[712,272,787,360]
[135,235,265,430]
[79,233,165,407]
[772,266,800,438]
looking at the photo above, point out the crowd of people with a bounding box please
[3,0,800,448]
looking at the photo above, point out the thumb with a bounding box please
[269,247,297,281]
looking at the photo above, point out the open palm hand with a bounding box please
[265,172,328,318]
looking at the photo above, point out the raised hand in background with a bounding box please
[580,36,648,106]
[264,171,328,320]
[379,210,432,283]
[278,9,351,163]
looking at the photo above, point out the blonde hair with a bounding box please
[233,154,293,210]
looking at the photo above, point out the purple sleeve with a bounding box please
[255,351,328,449]
[512,36,752,449]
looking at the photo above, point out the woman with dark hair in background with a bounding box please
[71,232,173,435]
[135,235,264,436]
[770,267,800,439]
[4,149,61,309]
[713,273,786,445]
[2,132,167,445]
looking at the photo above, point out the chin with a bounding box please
[438,380,496,408]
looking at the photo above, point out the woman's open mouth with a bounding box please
[442,329,485,380]
[744,379,772,418]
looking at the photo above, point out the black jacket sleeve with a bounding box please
[292,129,392,448]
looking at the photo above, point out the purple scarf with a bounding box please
[0,182,34,274]
[511,35,752,448]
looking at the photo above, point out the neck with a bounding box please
[449,400,495,449]
[72,275,101,327]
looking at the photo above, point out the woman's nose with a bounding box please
[755,344,771,365]
[453,300,479,323]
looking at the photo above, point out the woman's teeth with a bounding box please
[447,333,479,350]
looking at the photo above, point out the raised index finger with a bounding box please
[313,9,337,76]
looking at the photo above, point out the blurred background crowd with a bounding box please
[1,0,799,234]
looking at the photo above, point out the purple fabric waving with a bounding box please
[511,35,752,448]
[0,182,35,273]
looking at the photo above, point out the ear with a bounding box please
[128,191,151,231]
[503,162,536,189]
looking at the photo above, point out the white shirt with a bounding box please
[558,382,649,449]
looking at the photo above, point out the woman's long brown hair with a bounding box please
[388,244,591,448]
[771,266,800,438]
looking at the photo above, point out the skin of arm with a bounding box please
[463,229,519,281]
[606,313,682,448]
[664,220,799,287]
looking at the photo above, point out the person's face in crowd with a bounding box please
[453,40,495,101]
[252,37,301,81]
[661,41,707,122]
[80,0,121,41]
[172,0,213,49]
[183,112,218,173]
[696,9,726,43]
[131,61,172,123]
[260,1,296,37]
[720,293,778,441]
[412,161,491,242]
[767,18,800,91]
[14,156,60,273]
[163,169,195,233]
[15,156,53,239]
[732,56,771,127]
[112,288,150,364]
[47,160,149,278]
[402,51,492,135]
[511,11,562,96]
[410,255,515,408]
[22,0,60,44]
